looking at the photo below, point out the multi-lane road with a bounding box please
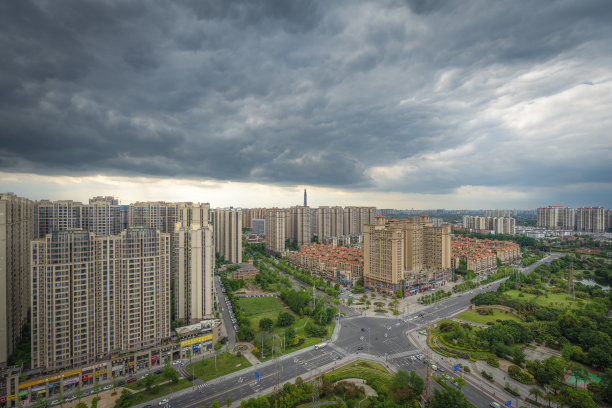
[134,254,562,408]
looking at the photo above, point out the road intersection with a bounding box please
[135,254,562,408]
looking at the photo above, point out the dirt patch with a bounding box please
[334,378,378,397]
[62,389,121,408]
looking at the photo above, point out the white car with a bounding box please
[103,384,113,390]
[159,398,169,405]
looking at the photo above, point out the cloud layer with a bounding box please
[1,0,611,206]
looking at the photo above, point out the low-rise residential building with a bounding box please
[451,236,520,274]
[288,243,363,285]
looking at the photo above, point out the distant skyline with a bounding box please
[1,1,611,208]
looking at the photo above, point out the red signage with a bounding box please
[151,356,157,362]
[82,374,91,382]
[0,397,6,403]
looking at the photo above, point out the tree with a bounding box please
[276,312,295,327]
[74,384,83,401]
[391,370,409,391]
[451,377,465,390]
[237,326,255,342]
[570,363,590,389]
[226,396,232,407]
[93,379,101,395]
[396,289,403,298]
[347,298,353,306]
[408,370,424,396]
[284,327,296,343]
[75,403,88,408]
[259,318,274,332]
[162,363,179,384]
[143,374,156,391]
[427,387,472,408]
[513,347,526,365]
[529,386,544,404]
[34,398,47,408]
[212,400,221,408]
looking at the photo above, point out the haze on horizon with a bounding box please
[1,1,611,209]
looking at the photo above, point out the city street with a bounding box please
[131,254,561,408]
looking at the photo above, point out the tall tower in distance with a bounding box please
[304,189,307,206]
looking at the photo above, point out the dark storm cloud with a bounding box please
[1,0,611,202]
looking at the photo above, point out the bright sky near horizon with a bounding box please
[1,1,611,209]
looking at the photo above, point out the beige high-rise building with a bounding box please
[316,206,331,239]
[576,207,605,233]
[0,193,34,367]
[330,206,344,237]
[462,216,515,234]
[343,206,377,235]
[242,208,266,230]
[363,215,450,293]
[31,228,171,371]
[265,209,286,254]
[35,198,121,238]
[212,208,242,264]
[289,206,311,245]
[174,222,214,323]
[537,206,576,230]
[363,216,404,292]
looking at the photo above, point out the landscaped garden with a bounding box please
[185,352,252,382]
[456,308,522,325]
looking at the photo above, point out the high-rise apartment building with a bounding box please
[173,223,214,323]
[251,219,265,234]
[537,206,575,230]
[242,208,266,230]
[35,198,121,238]
[462,216,515,234]
[212,208,242,264]
[607,210,612,233]
[343,207,377,235]
[330,206,344,237]
[288,206,311,245]
[0,193,34,367]
[316,206,331,239]
[265,209,286,254]
[31,228,171,371]
[576,207,605,233]
[363,215,450,293]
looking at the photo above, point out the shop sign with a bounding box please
[151,356,158,362]
[0,397,6,403]
[112,365,123,372]
[83,363,107,372]
[82,374,91,382]
[179,333,213,347]
[18,391,28,397]
[128,362,134,366]
[19,369,82,389]
[192,344,200,350]
[202,340,212,346]
[32,386,46,392]
[94,369,107,376]
[63,377,80,386]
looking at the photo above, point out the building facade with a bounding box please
[363,215,451,294]
[0,193,34,367]
[31,228,171,371]
[288,206,311,246]
[265,209,286,254]
[212,208,242,264]
[173,223,214,323]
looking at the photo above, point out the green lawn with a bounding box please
[504,289,590,309]
[237,296,286,316]
[325,360,392,395]
[127,378,192,405]
[456,309,522,325]
[186,352,252,382]
[124,373,166,390]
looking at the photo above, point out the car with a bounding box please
[361,328,366,332]
[357,346,363,350]
[65,396,76,402]
[489,402,501,408]
[127,378,137,383]
[144,405,153,408]
[154,369,162,375]
[159,398,169,405]
[103,385,113,390]
[50,400,61,406]
[82,391,91,397]
[117,379,126,386]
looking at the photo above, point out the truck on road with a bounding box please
[314,342,328,350]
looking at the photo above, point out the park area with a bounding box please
[186,353,252,382]
[503,289,591,309]
[456,308,522,325]
[236,296,335,359]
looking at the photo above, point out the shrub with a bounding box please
[463,366,470,373]
[508,365,534,384]
[486,354,499,368]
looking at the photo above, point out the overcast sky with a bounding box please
[1,0,611,209]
